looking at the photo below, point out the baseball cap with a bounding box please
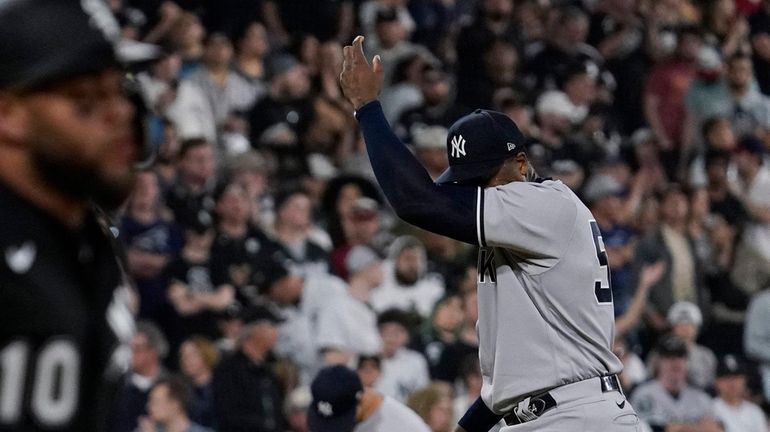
[656,335,689,358]
[583,174,624,205]
[435,109,526,185]
[0,0,160,91]
[308,365,363,432]
[716,354,747,378]
[667,301,703,327]
[345,246,381,275]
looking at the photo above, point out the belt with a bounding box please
[503,375,622,426]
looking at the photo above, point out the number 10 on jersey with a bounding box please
[589,221,613,305]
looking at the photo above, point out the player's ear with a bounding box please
[0,93,29,145]
[516,152,528,177]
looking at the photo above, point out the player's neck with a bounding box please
[357,388,384,422]
[0,148,86,228]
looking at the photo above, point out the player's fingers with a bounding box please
[352,35,369,66]
[342,45,352,69]
[372,55,383,78]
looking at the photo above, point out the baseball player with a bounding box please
[0,1,158,430]
[340,36,639,431]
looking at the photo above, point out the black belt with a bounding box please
[503,375,622,426]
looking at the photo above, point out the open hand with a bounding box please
[340,35,383,110]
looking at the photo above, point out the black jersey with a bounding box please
[0,183,134,431]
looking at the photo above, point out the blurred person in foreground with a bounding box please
[308,365,431,432]
[631,335,723,432]
[407,383,455,432]
[0,1,161,429]
[136,375,212,432]
[212,305,286,432]
[712,355,767,432]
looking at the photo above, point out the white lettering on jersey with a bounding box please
[451,135,466,158]
[5,241,36,274]
[0,339,80,428]
[478,248,496,283]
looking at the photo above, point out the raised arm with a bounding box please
[340,36,478,245]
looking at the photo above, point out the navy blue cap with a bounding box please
[0,0,160,91]
[435,109,526,185]
[308,365,363,432]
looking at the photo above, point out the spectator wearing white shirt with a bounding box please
[713,355,768,432]
[731,136,770,294]
[370,236,445,319]
[317,246,383,366]
[375,309,430,402]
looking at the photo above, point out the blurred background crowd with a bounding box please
[101,0,770,431]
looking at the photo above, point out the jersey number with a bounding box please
[589,221,613,304]
[0,339,80,427]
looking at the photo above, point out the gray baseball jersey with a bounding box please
[474,179,623,414]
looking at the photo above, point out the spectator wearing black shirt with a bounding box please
[212,305,286,432]
[248,54,314,179]
[262,0,353,44]
[110,322,169,432]
[209,182,283,304]
[522,6,603,97]
[273,188,330,277]
[166,138,217,230]
[748,1,770,94]
[178,337,220,429]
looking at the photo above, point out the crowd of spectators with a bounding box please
[102,0,770,431]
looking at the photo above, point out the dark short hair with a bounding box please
[153,375,193,413]
[178,138,210,159]
[377,308,410,329]
[701,116,729,140]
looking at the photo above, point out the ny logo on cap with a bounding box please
[318,401,334,417]
[507,142,516,151]
[451,135,466,158]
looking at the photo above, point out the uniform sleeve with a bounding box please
[481,182,577,259]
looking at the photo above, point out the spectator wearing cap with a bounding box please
[120,171,183,324]
[331,196,386,280]
[375,309,430,403]
[247,53,313,178]
[165,138,217,231]
[212,305,286,432]
[731,135,770,294]
[745,283,770,401]
[663,302,718,390]
[316,246,383,367]
[178,337,219,429]
[209,181,283,305]
[261,261,354,385]
[713,355,768,432]
[370,236,445,319]
[137,375,213,432]
[308,365,430,432]
[633,185,706,335]
[630,335,722,432]
[642,25,702,180]
[284,386,312,432]
[110,322,170,432]
[412,124,450,181]
[583,173,636,316]
[272,188,331,277]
